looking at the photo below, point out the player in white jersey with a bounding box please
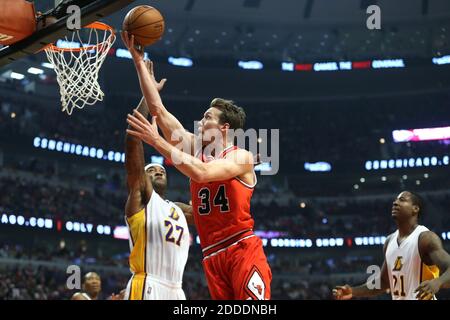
[123,68,192,300]
[71,272,101,300]
[123,162,190,300]
[333,191,450,300]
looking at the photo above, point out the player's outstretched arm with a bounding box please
[174,202,195,225]
[121,32,194,154]
[126,111,253,182]
[143,60,194,152]
[333,278,389,299]
[333,235,392,299]
[415,231,450,299]
[333,264,389,299]
[125,97,152,218]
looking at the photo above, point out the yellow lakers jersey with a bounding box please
[385,225,439,300]
[125,190,190,284]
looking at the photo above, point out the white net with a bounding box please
[44,23,116,115]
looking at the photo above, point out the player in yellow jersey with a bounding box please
[123,60,192,300]
[333,191,450,300]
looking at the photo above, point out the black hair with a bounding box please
[406,191,424,218]
[83,272,99,284]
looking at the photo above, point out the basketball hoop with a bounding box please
[43,22,116,115]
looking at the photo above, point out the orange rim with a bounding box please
[41,22,115,53]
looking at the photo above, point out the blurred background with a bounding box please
[0,0,449,299]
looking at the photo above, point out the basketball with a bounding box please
[122,5,165,47]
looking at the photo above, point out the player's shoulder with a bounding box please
[149,189,164,203]
[418,229,441,246]
[167,199,181,210]
[385,232,395,243]
[383,232,396,251]
[224,148,254,165]
[417,229,443,261]
[71,292,87,300]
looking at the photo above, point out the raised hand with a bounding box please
[120,31,144,64]
[109,289,126,300]
[145,60,167,92]
[126,111,161,147]
[415,279,440,300]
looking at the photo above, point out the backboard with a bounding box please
[0,0,135,67]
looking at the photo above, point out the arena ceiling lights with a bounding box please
[32,136,272,172]
[365,155,449,171]
[282,58,406,72]
[392,126,450,143]
[42,37,450,72]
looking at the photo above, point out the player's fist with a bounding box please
[332,285,353,300]
[109,289,126,300]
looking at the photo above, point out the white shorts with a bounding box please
[124,274,186,300]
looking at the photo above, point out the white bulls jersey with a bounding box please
[385,225,439,300]
[124,190,190,300]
